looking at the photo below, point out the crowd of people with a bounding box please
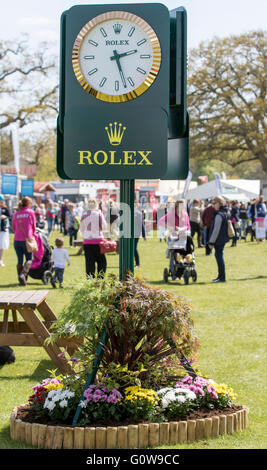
[0,193,266,287]
[186,196,267,250]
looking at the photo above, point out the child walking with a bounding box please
[51,237,70,288]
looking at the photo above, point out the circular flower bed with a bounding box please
[10,403,248,448]
[9,276,249,448]
[10,372,248,448]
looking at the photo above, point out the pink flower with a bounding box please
[182,376,193,385]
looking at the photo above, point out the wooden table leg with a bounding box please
[18,306,74,375]
[2,309,9,334]
[37,300,82,357]
[37,300,58,329]
[12,309,19,332]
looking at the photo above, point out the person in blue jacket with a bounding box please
[208,196,230,283]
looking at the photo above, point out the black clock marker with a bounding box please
[137,39,147,46]
[88,40,98,47]
[140,54,151,59]
[115,80,119,91]
[127,77,135,86]
[84,55,95,59]
[128,27,135,37]
[99,77,107,87]
[100,28,107,37]
[137,67,146,75]
[88,68,98,75]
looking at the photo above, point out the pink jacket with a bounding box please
[12,207,36,241]
[80,210,107,244]
[31,233,45,269]
[158,210,190,230]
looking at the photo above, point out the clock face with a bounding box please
[72,11,161,102]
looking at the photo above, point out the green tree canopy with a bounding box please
[188,30,267,175]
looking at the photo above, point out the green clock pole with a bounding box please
[119,179,135,281]
[72,179,135,426]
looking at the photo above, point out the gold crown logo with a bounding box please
[105,122,126,146]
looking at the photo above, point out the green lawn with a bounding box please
[0,230,266,449]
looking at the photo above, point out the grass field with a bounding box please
[0,230,266,449]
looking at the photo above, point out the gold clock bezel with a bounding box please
[72,11,162,103]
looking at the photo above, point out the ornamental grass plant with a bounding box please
[49,274,200,391]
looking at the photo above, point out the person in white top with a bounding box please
[50,237,70,288]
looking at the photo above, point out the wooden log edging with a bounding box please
[10,406,249,449]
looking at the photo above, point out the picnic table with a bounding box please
[0,290,81,374]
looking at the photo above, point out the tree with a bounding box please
[188,30,267,175]
[0,36,58,131]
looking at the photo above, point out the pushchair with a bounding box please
[163,231,197,285]
[28,228,54,284]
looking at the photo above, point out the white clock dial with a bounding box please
[72,11,161,102]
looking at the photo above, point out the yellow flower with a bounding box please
[44,383,64,392]
[124,386,158,404]
[214,383,237,400]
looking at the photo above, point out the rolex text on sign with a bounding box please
[62,107,168,179]
[78,122,152,167]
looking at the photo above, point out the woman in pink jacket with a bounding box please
[80,199,107,278]
[158,199,190,233]
[12,196,36,285]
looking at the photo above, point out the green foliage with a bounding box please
[49,275,121,348]
[50,275,199,389]
[102,276,199,387]
[188,30,267,174]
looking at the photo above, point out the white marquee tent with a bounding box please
[185,179,260,202]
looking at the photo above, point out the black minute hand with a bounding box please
[110,50,127,88]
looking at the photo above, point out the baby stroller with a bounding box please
[28,228,54,285]
[163,231,197,285]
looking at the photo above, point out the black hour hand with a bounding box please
[110,49,137,60]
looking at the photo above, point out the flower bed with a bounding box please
[10,404,249,448]
[10,373,248,448]
[9,276,249,448]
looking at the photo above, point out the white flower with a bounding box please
[175,387,196,400]
[44,399,56,411]
[44,398,49,408]
[156,387,174,396]
[79,400,87,409]
[59,399,68,408]
[66,391,75,399]
[157,387,196,408]
[161,398,169,408]
[176,395,186,403]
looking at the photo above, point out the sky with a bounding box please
[1,0,266,50]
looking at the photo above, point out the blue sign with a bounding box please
[21,179,34,196]
[1,174,18,195]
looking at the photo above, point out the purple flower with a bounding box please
[93,395,101,403]
[70,357,79,364]
[107,394,119,404]
[111,388,122,399]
